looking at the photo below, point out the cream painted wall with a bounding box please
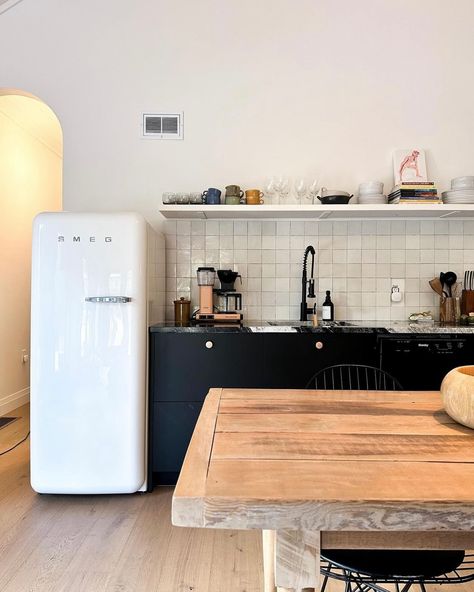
[0,95,62,414]
[1,0,474,226]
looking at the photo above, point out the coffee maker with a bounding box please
[194,267,243,323]
[215,269,242,313]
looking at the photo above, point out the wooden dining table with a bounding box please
[172,388,474,592]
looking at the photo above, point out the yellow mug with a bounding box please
[245,189,264,205]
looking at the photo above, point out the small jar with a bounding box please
[174,297,191,325]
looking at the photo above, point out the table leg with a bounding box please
[262,530,277,592]
[274,529,320,592]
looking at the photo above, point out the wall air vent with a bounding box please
[142,113,183,140]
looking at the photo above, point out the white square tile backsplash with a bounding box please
[162,219,474,322]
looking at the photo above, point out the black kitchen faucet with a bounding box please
[300,245,316,321]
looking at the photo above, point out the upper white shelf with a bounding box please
[159,204,474,220]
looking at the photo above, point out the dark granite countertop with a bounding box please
[149,320,474,335]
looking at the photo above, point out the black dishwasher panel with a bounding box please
[379,336,474,390]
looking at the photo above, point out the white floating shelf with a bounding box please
[159,204,474,220]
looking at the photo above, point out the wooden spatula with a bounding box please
[429,277,444,297]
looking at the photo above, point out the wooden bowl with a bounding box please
[441,366,474,428]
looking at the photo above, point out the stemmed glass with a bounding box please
[276,176,290,204]
[264,178,276,205]
[308,179,320,204]
[295,179,307,204]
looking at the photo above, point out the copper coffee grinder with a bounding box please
[194,267,242,323]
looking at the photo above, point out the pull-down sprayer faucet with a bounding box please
[300,245,316,321]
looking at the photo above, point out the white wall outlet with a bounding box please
[391,279,405,305]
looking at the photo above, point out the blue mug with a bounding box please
[202,188,221,205]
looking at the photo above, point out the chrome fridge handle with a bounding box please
[85,296,132,303]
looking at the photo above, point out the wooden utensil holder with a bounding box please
[440,296,461,324]
[461,290,474,315]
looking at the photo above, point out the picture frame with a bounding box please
[393,148,428,184]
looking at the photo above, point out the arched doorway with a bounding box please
[0,89,63,415]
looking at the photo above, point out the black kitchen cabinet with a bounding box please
[150,401,202,485]
[149,331,265,485]
[150,332,265,402]
[263,332,379,388]
[149,328,474,487]
[149,329,380,486]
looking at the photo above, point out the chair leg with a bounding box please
[320,574,329,592]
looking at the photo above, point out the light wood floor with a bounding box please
[1,404,474,592]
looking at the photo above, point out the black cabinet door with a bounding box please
[151,401,202,483]
[150,333,265,402]
[263,333,378,388]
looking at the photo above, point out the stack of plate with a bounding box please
[358,181,388,204]
[358,193,388,204]
[442,176,474,204]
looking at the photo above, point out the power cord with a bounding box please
[0,431,30,456]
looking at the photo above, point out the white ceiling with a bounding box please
[0,95,62,156]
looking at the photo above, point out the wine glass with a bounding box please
[295,178,307,204]
[308,178,320,204]
[277,176,290,204]
[264,178,276,205]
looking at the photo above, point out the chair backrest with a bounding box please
[306,364,403,391]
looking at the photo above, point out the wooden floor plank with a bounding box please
[0,404,264,592]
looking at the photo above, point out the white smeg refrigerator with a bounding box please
[31,212,164,494]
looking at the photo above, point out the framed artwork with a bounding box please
[393,149,428,184]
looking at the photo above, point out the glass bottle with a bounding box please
[322,290,334,321]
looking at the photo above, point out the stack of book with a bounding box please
[388,182,440,204]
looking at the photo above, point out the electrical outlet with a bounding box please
[21,349,29,364]
[391,279,405,306]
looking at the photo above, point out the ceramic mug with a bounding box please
[225,194,245,205]
[245,189,264,205]
[225,184,244,198]
[202,188,221,205]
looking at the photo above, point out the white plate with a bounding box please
[452,176,474,189]
[358,194,387,204]
[442,189,474,196]
[442,198,474,204]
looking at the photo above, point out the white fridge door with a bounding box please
[31,212,147,494]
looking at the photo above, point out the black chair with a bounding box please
[320,550,474,592]
[305,364,474,592]
[306,364,403,391]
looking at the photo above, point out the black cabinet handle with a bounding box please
[205,340,214,349]
[315,341,324,350]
